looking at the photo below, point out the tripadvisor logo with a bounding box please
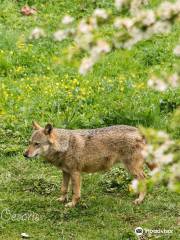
[134,227,173,236]
[135,227,143,236]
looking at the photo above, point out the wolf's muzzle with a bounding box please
[23,152,29,158]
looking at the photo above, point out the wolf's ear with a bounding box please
[32,121,41,130]
[44,123,53,135]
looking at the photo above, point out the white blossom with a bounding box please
[114,18,134,30]
[154,140,174,165]
[96,40,111,53]
[130,0,149,15]
[54,30,67,41]
[93,8,108,20]
[147,78,168,92]
[168,162,180,192]
[159,153,174,165]
[170,163,180,178]
[130,179,139,193]
[79,57,94,75]
[152,21,171,35]
[141,144,153,158]
[148,72,179,91]
[174,0,180,11]
[157,2,175,20]
[124,28,143,49]
[78,20,92,34]
[114,0,126,11]
[168,73,179,87]
[78,40,110,75]
[90,40,110,61]
[131,0,143,15]
[173,45,180,57]
[157,131,169,140]
[29,27,45,40]
[75,33,93,50]
[136,10,156,26]
[62,15,74,25]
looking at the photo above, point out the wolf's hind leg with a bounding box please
[124,152,146,205]
[133,171,146,205]
[57,171,70,203]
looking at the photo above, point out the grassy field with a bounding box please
[0,0,180,239]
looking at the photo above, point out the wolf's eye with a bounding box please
[34,143,40,146]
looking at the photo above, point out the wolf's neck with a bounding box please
[44,149,66,168]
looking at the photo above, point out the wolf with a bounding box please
[24,121,150,207]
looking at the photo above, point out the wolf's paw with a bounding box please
[133,198,143,205]
[57,196,67,203]
[65,202,75,208]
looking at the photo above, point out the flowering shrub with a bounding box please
[37,0,180,75]
[137,123,180,194]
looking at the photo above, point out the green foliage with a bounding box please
[100,167,132,192]
[20,178,59,196]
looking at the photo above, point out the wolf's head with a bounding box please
[23,122,69,158]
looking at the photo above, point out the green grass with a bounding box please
[0,0,180,239]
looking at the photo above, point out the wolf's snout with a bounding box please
[23,151,29,158]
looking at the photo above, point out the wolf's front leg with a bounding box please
[57,171,70,203]
[65,171,81,208]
